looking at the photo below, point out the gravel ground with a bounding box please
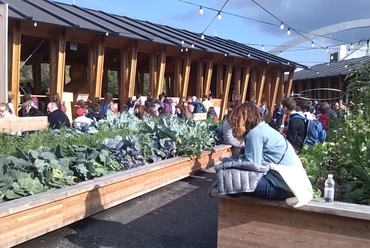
[15,169,219,248]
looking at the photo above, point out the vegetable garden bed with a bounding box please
[0,144,231,247]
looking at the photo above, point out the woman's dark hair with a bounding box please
[53,93,60,102]
[175,104,185,113]
[228,102,263,140]
[103,92,113,104]
[134,105,146,120]
[315,103,327,114]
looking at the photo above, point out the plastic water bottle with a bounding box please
[324,174,335,203]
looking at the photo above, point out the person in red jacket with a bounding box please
[315,103,329,130]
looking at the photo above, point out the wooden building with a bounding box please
[291,56,370,103]
[2,0,304,119]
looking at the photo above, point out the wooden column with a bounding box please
[128,41,138,99]
[204,55,214,97]
[119,47,130,104]
[279,71,285,101]
[286,70,294,99]
[173,57,182,97]
[196,60,204,98]
[156,46,167,98]
[234,65,241,96]
[94,35,105,98]
[149,53,158,97]
[270,69,282,119]
[241,63,251,103]
[216,63,224,99]
[0,4,7,103]
[9,21,21,113]
[251,69,258,101]
[181,51,192,98]
[49,28,66,101]
[257,66,267,106]
[220,59,234,120]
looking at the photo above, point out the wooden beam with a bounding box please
[128,41,138,99]
[269,69,282,120]
[94,35,105,98]
[216,63,224,98]
[251,69,258,101]
[88,44,96,100]
[49,29,66,100]
[220,59,234,120]
[241,63,251,103]
[181,51,192,97]
[204,54,214,97]
[149,53,158,96]
[156,46,167,98]
[0,4,8,103]
[9,21,21,114]
[257,66,267,106]
[196,60,204,97]
[234,65,242,95]
[119,47,129,104]
[173,57,182,97]
[286,70,294,99]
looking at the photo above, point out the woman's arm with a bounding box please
[243,129,263,165]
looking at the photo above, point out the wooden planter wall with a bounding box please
[215,194,370,248]
[10,20,296,120]
[0,144,231,248]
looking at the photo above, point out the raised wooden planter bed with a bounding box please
[0,117,48,133]
[213,191,370,248]
[0,144,231,248]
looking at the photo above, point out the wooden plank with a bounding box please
[0,4,7,103]
[156,46,167,98]
[149,53,158,97]
[217,198,370,248]
[204,54,214,97]
[257,66,267,105]
[216,63,224,99]
[119,48,130,104]
[220,59,233,120]
[173,57,182,97]
[241,63,251,103]
[270,68,282,119]
[94,35,105,98]
[0,145,231,247]
[49,28,66,101]
[286,70,294,99]
[196,60,205,98]
[9,21,21,114]
[128,41,138,99]
[181,51,192,97]
[0,117,48,133]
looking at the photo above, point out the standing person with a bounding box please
[315,103,329,131]
[7,92,16,116]
[101,92,115,117]
[52,93,65,112]
[282,98,306,154]
[207,107,219,121]
[225,102,312,202]
[47,102,71,129]
[272,103,285,131]
[202,95,213,112]
[260,102,269,121]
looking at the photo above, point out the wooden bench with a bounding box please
[212,190,370,247]
[0,117,49,133]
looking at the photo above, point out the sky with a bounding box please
[56,0,370,66]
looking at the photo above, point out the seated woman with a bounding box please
[0,103,16,118]
[224,102,312,203]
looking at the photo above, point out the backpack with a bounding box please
[291,115,327,147]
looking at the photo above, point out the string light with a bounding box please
[261,45,264,51]
[199,6,204,15]
[105,32,109,36]
[181,48,184,52]
[345,64,348,68]
[224,53,228,56]
[311,42,315,48]
[217,11,222,20]
[326,47,329,52]
[347,48,351,54]
[280,51,283,56]
[280,22,284,30]
[287,28,291,35]
[350,43,354,49]
[181,40,185,45]
[185,47,188,51]
[191,43,195,48]
[330,54,334,60]
[201,34,205,39]
[34,21,38,27]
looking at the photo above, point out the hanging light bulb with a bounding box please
[248,53,251,57]
[34,21,38,27]
[217,11,222,20]
[224,53,228,56]
[201,34,205,40]
[191,43,195,48]
[311,42,314,48]
[345,64,348,68]
[287,28,291,35]
[347,48,351,54]
[350,43,354,49]
[280,51,283,56]
[261,45,264,51]
[105,32,109,36]
[327,63,330,66]
[199,6,204,15]
[326,47,329,52]
[185,48,188,52]
[181,40,185,45]
[330,54,334,60]
[280,22,284,30]
[181,48,184,52]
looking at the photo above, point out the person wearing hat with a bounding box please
[74,107,93,129]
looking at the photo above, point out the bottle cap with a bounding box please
[328,174,333,178]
